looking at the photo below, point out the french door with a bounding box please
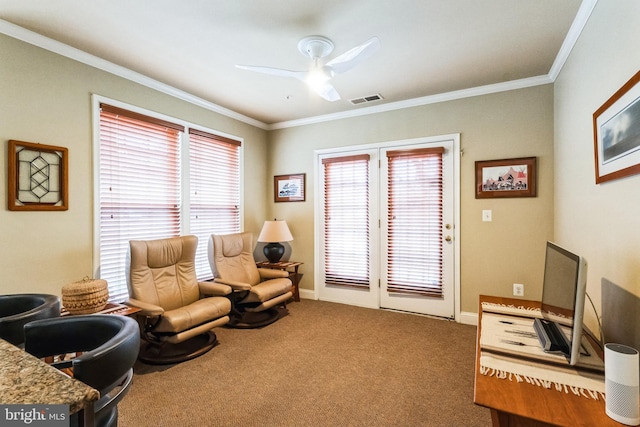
[316,135,458,319]
[379,141,455,317]
[317,148,380,309]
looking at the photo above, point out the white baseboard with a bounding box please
[459,311,478,326]
[298,288,315,301]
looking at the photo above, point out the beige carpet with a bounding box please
[118,299,491,426]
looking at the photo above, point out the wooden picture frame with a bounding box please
[475,157,537,199]
[274,173,305,202]
[8,140,69,211]
[593,70,640,184]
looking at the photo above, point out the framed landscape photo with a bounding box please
[475,157,537,199]
[274,173,305,202]
[593,70,640,184]
[8,140,69,211]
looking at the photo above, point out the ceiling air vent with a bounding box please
[349,93,384,105]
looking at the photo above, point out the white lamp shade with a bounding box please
[257,220,293,243]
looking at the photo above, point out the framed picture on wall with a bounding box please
[274,173,305,202]
[593,69,640,184]
[7,140,69,211]
[475,157,537,199]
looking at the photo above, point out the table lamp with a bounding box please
[257,220,293,263]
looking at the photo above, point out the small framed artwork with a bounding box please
[274,173,305,202]
[475,157,537,199]
[8,140,69,211]
[593,70,640,184]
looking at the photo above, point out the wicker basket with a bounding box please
[62,278,109,315]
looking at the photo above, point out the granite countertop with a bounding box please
[0,339,99,414]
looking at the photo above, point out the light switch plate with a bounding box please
[482,210,492,222]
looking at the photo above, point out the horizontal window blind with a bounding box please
[322,154,370,288]
[99,104,183,302]
[386,147,444,297]
[188,129,241,280]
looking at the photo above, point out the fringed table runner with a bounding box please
[480,352,605,400]
[479,302,605,400]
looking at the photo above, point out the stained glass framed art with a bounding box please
[8,140,68,211]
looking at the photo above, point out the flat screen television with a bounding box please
[533,241,588,366]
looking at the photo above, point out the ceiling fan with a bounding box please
[236,36,380,102]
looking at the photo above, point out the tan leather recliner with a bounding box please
[208,232,292,328]
[127,235,232,364]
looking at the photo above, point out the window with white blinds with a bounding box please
[188,129,241,280]
[386,147,444,297]
[98,104,183,302]
[322,154,370,288]
[98,104,241,302]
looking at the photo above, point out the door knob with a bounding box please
[444,235,452,242]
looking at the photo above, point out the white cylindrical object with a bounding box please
[605,343,640,426]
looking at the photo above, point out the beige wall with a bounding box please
[0,34,269,297]
[268,85,555,314]
[554,0,640,333]
[1,2,636,328]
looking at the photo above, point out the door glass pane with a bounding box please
[323,155,370,288]
[387,149,443,297]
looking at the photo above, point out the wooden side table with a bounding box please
[61,302,141,317]
[256,261,303,302]
[474,295,614,426]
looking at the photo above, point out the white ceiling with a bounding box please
[0,0,587,127]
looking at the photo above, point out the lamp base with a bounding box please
[263,242,284,263]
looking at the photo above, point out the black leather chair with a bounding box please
[0,293,60,346]
[24,315,140,427]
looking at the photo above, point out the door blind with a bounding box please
[386,147,444,297]
[188,128,241,280]
[322,154,370,288]
[98,104,183,302]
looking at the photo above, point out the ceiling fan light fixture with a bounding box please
[237,35,379,103]
[306,67,331,91]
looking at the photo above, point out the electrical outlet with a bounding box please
[513,283,524,297]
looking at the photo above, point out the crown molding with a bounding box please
[1,0,596,132]
[548,0,598,81]
[0,19,268,130]
[270,0,597,130]
[267,75,553,130]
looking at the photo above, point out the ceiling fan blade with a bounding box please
[326,37,380,74]
[236,64,306,81]
[313,81,341,102]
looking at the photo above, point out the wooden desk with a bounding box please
[0,338,99,425]
[474,295,620,427]
[256,261,303,302]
